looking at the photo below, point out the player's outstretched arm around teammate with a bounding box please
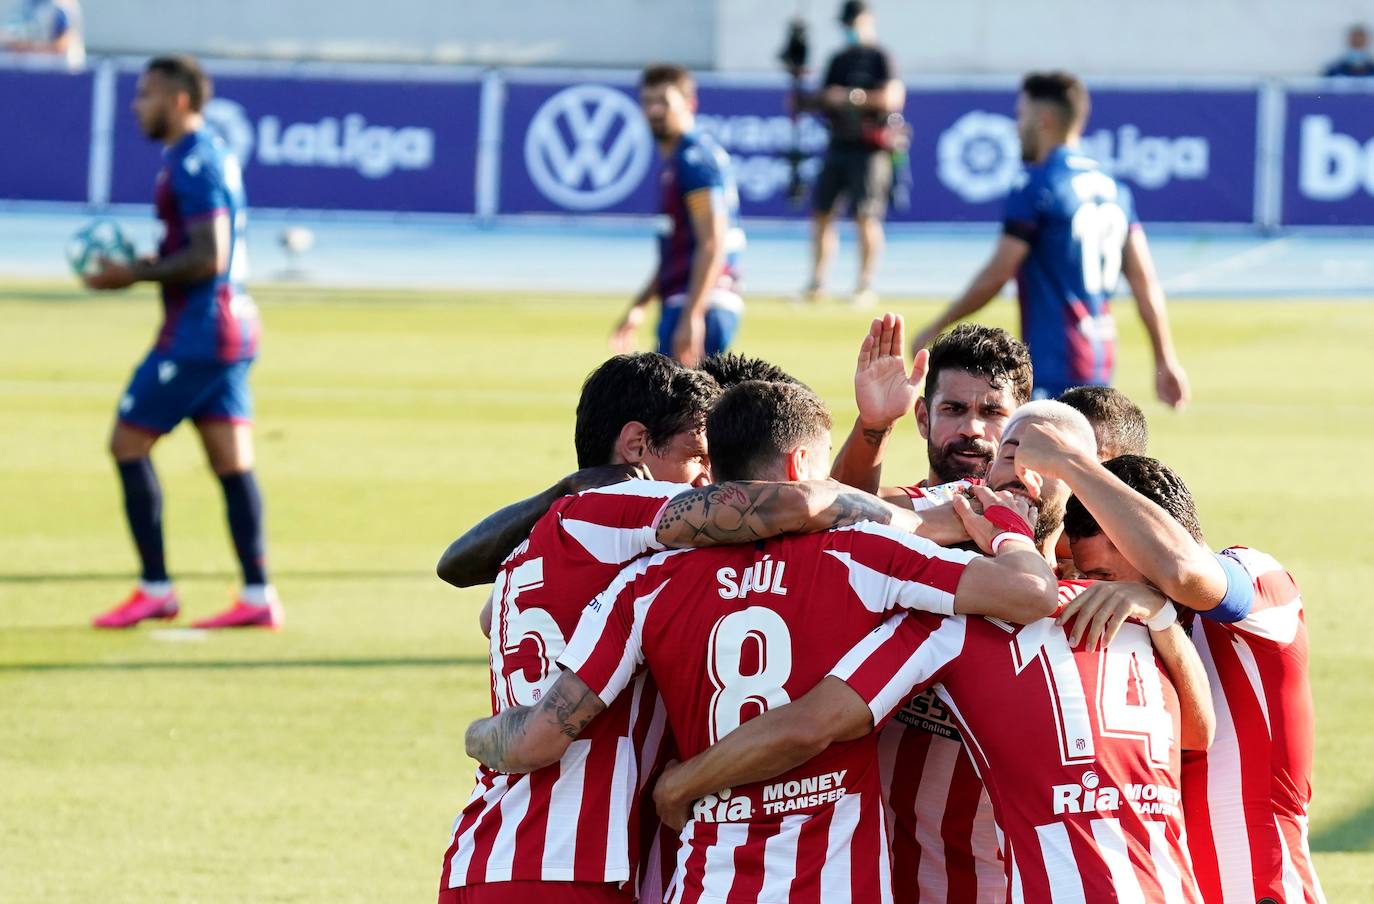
[908,235,1030,355]
[654,477,969,548]
[830,312,929,496]
[1120,227,1190,409]
[654,674,872,830]
[436,462,650,587]
[1013,422,1247,616]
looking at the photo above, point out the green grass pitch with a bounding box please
[1,280,1371,901]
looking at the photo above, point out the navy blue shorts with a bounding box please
[117,350,254,435]
[656,292,743,359]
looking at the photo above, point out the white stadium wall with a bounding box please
[87,0,1370,77]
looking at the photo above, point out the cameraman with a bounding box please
[805,0,904,307]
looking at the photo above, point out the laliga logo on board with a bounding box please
[200,96,435,179]
[203,98,255,166]
[937,111,1210,201]
[1299,115,1374,200]
[937,111,1022,203]
[525,84,653,210]
[1079,125,1209,190]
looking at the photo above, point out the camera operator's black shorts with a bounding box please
[812,146,892,219]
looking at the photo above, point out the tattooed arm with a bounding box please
[655,479,968,548]
[464,671,608,773]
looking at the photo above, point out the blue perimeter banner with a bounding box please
[108,71,480,213]
[0,67,93,202]
[1282,87,1374,226]
[500,80,1259,224]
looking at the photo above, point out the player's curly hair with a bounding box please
[1058,386,1148,459]
[1064,454,1205,544]
[697,353,800,390]
[925,324,1033,406]
[706,380,831,482]
[574,354,720,468]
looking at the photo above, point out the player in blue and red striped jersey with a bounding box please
[911,71,1190,407]
[611,64,744,368]
[85,55,275,630]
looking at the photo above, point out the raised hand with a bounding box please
[855,312,927,429]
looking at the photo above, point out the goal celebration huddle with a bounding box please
[433,317,1322,904]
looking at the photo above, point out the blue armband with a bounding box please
[1199,552,1253,623]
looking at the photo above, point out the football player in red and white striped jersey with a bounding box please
[1028,441,1328,904]
[462,380,1059,904]
[830,589,1211,903]
[438,357,976,904]
[652,401,1214,903]
[828,315,1035,904]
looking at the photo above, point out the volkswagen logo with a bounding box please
[937,110,1022,204]
[203,97,255,168]
[524,84,653,210]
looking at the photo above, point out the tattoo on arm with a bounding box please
[860,425,892,448]
[542,676,602,739]
[465,706,534,771]
[657,482,898,548]
[827,490,896,529]
[465,674,606,772]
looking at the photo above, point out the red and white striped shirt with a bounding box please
[438,480,689,896]
[1182,546,1326,904]
[878,697,1004,904]
[832,596,1203,904]
[559,522,977,904]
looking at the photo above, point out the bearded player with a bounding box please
[85,55,274,630]
[831,314,1033,510]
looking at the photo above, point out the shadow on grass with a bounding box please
[0,568,431,583]
[1312,802,1374,853]
[0,655,487,673]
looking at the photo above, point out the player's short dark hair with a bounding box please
[1021,71,1090,131]
[706,380,831,482]
[1064,455,1204,544]
[640,63,696,99]
[698,353,800,390]
[925,324,1033,405]
[1058,386,1149,459]
[574,354,720,469]
[146,55,212,112]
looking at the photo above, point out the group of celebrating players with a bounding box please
[434,317,1322,904]
[69,34,1318,904]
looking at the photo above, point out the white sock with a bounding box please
[140,580,173,598]
[239,584,274,606]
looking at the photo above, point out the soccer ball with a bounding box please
[67,219,136,278]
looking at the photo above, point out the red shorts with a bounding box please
[440,880,634,904]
